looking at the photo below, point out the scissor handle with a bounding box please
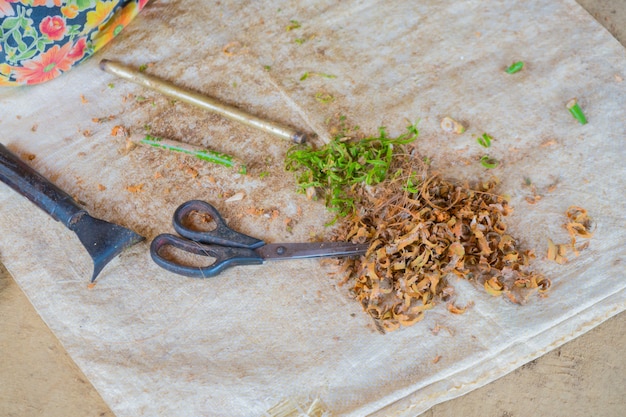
[150,234,263,278]
[172,200,264,249]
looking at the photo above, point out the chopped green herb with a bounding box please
[259,171,270,179]
[107,83,115,89]
[285,123,419,219]
[286,20,301,31]
[505,61,524,74]
[263,65,272,71]
[138,64,148,72]
[136,96,146,102]
[402,172,421,193]
[566,98,587,125]
[477,133,492,148]
[295,38,306,45]
[315,92,335,104]
[480,155,499,169]
[300,71,336,81]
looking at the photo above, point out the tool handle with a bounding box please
[150,234,263,278]
[0,143,85,228]
[172,200,264,249]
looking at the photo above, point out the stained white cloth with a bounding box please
[1,1,625,416]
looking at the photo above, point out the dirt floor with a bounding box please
[1,1,625,416]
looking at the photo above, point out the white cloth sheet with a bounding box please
[1,0,625,415]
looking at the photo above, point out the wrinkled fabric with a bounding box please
[0,1,625,416]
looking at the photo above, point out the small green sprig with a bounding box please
[566,98,587,125]
[480,155,499,169]
[477,133,492,148]
[505,61,524,74]
[315,92,335,104]
[286,20,301,31]
[300,72,336,81]
[140,135,247,174]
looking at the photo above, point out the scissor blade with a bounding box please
[256,241,369,261]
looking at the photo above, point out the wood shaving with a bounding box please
[184,166,198,178]
[431,324,454,336]
[125,183,144,193]
[222,41,248,56]
[540,139,559,147]
[111,125,127,136]
[565,206,593,243]
[246,207,266,217]
[547,206,593,263]
[225,192,246,202]
[333,157,546,332]
[523,180,542,205]
[447,302,472,314]
[440,116,466,134]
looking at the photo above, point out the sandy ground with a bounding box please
[1,1,625,416]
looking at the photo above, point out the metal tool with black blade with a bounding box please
[0,143,145,282]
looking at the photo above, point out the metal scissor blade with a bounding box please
[256,241,369,261]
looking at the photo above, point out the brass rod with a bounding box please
[100,59,306,143]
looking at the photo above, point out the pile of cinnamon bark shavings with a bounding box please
[332,157,550,332]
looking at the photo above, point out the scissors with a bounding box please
[150,200,369,278]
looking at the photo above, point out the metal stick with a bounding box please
[100,59,306,144]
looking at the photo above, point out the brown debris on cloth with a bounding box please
[332,157,549,332]
[222,41,248,56]
[547,206,593,264]
[125,183,144,193]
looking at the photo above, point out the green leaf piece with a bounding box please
[505,61,524,74]
[566,98,588,125]
[477,133,492,148]
[480,155,499,169]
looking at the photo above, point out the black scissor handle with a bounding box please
[172,200,264,249]
[150,233,264,278]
